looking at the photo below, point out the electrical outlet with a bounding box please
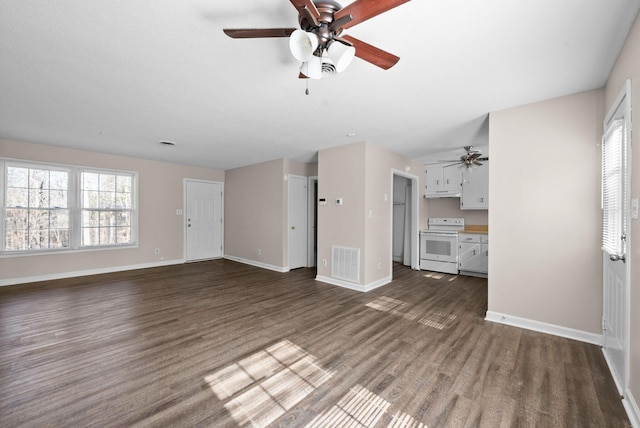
[377,262,382,270]
[154,248,160,254]
[257,249,262,256]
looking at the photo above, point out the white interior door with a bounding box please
[185,180,223,262]
[288,175,308,270]
[602,81,631,394]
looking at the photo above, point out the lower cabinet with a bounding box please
[458,233,488,277]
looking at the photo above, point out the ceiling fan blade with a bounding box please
[478,157,489,161]
[334,0,411,30]
[474,161,484,166]
[469,153,482,160]
[289,0,321,24]
[341,35,400,69]
[223,28,296,38]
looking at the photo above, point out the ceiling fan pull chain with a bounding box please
[305,79,310,95]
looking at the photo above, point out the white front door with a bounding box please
[185,180,223,262]
[288,175,308,270]
[602,81,631,394]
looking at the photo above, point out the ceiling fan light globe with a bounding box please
[328,42,356,72]
[289,30,319,62]
[300,55,323,79]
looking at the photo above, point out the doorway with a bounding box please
[391,170,420,271]
[185,180,223,262]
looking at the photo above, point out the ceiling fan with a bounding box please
[440,146,489,169]
[223,0,411,79]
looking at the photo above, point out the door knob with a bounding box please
[610,254,625,262]
[291,226,295,230]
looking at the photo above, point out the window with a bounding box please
[4,165,70,251]
[1,160,137,255]
[602,119,626,256]
[81,171,133,246]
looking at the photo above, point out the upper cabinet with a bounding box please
[460,161,489,210]
[424,164,462,197]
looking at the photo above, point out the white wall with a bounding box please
[488,89,604,334]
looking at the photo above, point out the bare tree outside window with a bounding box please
[3,161,136,253]
[81,172,132,246]
[4,166,69,251]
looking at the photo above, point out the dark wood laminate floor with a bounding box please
[0,260,630,427]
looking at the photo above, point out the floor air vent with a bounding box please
[331,245,360,283]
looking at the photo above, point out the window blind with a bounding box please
[602,118,626,256]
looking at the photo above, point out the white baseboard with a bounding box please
[485,311,603,346]
[315,275,392,292]
[0,258,186,287]
[223,255,288,273]
[623,387,640,428]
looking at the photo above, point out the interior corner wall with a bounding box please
[363,142,424,285]
[316,142,367,283]
[0,139,225,285]
[605,8,640,416]
[317,141,425,288]
[488,89,604,334]
[224,159,286,269]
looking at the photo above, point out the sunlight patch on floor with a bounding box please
[422,272,459,282]
[366,296,456,330]
[365,296,420,321]
[204,340,334,427]
[418,311,457,330]
[306,384,426,428]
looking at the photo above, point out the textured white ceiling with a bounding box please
[1,0,638,169]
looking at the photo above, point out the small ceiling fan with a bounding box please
[223,0,411,79]
[440,146,489,169]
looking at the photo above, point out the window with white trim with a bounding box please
[80,171,133,246]
[1,159,137,254]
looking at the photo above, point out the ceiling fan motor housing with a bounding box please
[299,0,344,48]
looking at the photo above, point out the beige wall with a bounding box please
[605,10,640,413]
[224,159,286,269]
[224,158,317,270]
[425,198,488,226]
[488,89,604,333]
[0,139,224,284]
[317,142,367,281]
[364,143,425,284]
[317,141,426,287]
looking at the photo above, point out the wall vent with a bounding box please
[331,245,360,283]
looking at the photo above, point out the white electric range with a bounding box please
[420,218,465,274]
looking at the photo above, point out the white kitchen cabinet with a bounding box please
[424,164,461,197]
[460,161,489,209]
[458,233,488,276]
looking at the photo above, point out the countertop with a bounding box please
[461,225,488,234]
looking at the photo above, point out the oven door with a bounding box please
[420,232,458,263]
